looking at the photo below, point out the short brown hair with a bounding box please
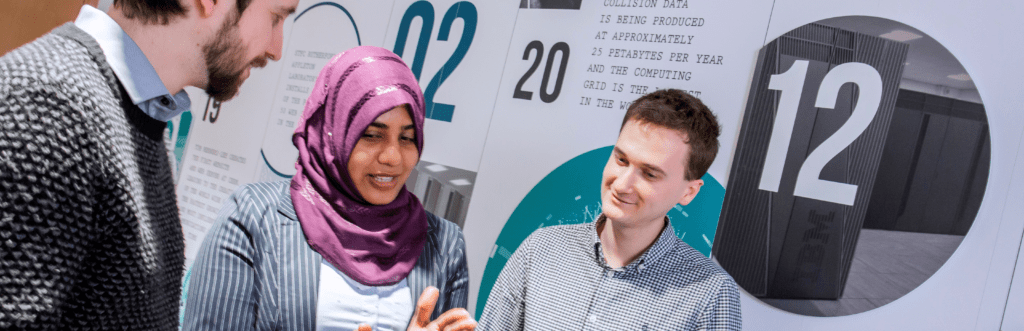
[621,89,720,181]
[114,0,254,25]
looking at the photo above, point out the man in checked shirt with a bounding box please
[478,89,742,330]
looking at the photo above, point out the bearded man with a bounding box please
[0,0,297,329]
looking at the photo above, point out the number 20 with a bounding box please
[758,60,883,206]
[512,41,570,103]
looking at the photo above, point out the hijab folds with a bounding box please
[290,46,427,286]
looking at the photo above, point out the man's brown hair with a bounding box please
[621,89,721,181]
[114,0,254,25]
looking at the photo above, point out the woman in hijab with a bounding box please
[182,46,474,331]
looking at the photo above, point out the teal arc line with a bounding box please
[262,149,294,179]
[473,146,726,317]
[261,2,362,179]
[294,2,361,45]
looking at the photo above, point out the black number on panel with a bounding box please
[513,41,570,103]
[203,97,221,124]
[513,41,544,101]
[540,42,570,103]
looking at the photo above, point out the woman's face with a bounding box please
[347,105,420,205]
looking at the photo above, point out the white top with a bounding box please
[315,261,413,331]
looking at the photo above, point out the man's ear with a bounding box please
[195,0,217,18]
[677,178,703,206]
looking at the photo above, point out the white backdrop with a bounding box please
[166,0,1024,329]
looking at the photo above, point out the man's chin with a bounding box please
[600,204,628,222]
[241,66,252,81]
[207,79,244,102]
[208,89,239,102]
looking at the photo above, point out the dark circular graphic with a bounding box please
[713,16,989,317]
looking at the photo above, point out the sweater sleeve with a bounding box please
[0,83,100,330]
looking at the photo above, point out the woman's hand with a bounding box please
[407,287,476,331]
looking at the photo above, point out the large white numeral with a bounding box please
[759,60,809,193]
[795,63,882,205]
[759,61,883,206]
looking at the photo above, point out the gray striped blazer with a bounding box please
[181,181,469,330]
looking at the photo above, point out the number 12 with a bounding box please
[758,60,883,206]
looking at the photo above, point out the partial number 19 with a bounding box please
[758,60,883,206]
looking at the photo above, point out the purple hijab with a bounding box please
[290,46,427,286]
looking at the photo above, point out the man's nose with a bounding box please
[611,166,638,194]
[267,26,284,61]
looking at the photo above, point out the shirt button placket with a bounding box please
[587,269,616,330]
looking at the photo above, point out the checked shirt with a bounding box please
[478,216,742,331]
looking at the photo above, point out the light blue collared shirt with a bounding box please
[74,5,190,122]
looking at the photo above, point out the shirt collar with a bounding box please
[74,5,190,121]
[590,214,678,273]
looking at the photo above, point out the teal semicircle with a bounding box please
[474,146,725,317]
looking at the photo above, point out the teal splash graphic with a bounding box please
[166,110,193,174]
[474,146,725,317]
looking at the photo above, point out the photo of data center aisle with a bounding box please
[714,16,988,317]
[761,228,964,316]
[405,160,477,228]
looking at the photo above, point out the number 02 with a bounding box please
[758,60,883,206]
[393,1,477,122]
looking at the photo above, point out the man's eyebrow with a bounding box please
[613,146,665,175]
[277,5,298,15]
[641,163,666,176]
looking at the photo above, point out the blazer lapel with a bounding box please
[277,186,323,330]
[408,214,440,319]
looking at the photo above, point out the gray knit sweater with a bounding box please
[0,23,184,330]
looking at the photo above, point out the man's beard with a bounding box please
[202,12,268,102]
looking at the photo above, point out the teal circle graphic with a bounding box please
[474,146,725,317]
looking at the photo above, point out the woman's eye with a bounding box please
[401,135,415,142]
